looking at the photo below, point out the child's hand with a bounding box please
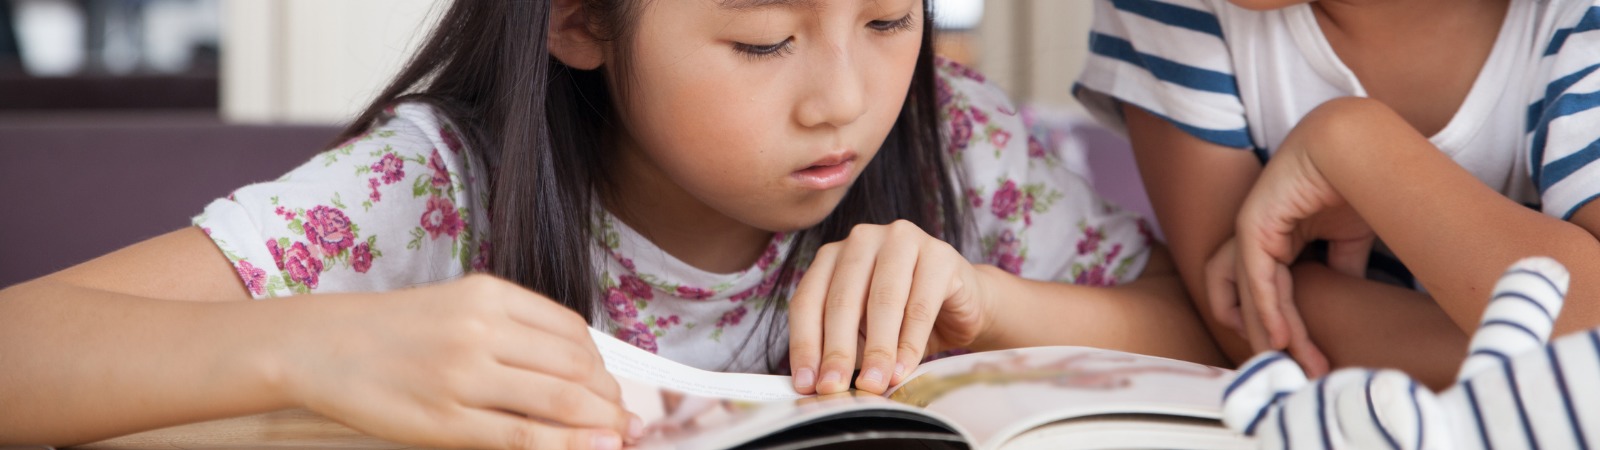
[1231,132,1375,378]
[279,274,641,450]
[787,220,993,396]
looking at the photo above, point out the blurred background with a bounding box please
[0,0,1147,289]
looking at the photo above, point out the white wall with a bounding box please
[974,0,1094,111]
[221,0,445,124]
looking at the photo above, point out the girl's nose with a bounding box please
[795,42,868,129]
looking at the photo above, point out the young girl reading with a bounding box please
[0,0,1223,448]
[1075,0,1600,387]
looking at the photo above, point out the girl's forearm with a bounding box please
[971,250,1228,367]
[0,280,301,445]
[1296,98,1600,334]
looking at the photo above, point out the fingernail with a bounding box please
[593,433,621,450]
[861,368,884,385]
[794,368,815,389]
[894,362,906,378]
[819,371,841,389]
[629,416,645,439]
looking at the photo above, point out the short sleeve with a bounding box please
[193,103,492,298]
[938,58,1153,287]
[1529,2,1600,220]
[1072,0,1254,150]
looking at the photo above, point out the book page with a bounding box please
[885,346,1236,449]
[589,327,804,401]
[592,328,972,449]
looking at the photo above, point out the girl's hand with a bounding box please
[788,220,993,395]
[1231,129,1375,378]
[279,274,641,450]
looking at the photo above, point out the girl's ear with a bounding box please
[549,0,604,70]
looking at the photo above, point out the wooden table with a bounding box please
[79,410,415,449]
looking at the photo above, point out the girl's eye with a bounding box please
[867,13,916,33]
[733,38,795,61]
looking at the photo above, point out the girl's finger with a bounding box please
[448,407,626,450]
[492,324,621,404]
[1237,233,1291,350]
[788,242,843,394]
[1280,297,1330,378]
[1235,268,1273,353]
[465,366,637,437]
[1202,242,1243,333]
[817,228,885,394]
[855,224,922,394]
[893,244,960,387]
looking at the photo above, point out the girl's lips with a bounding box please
[792,158,855,190]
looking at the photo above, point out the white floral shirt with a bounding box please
[194,58,1153,374]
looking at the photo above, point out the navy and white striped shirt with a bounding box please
[1075,0,1600,221]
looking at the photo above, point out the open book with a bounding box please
[591,329,1253,450]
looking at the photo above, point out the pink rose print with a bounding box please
[991,229,1024,275]
[619,275,653,300]
[1075,265,1112,287]
[990,180,1020,220]
[367,177,382,202]
[427,149,451,189]
[420,196,463,239]
[267,239,286,270]
[616,321,658,353]
[949,108,973,154]
[283,242,323,289]
[1027,136,1047,159]
[716,306,749,328]
[970,106,989,124]
[201,227,212,236]
[371,153,406,184]
[654,315,682,330]
[1077,226,1104,256]
[965,188,984,209]
[274,206,296,221]
[604,287,637,322]
[351,243,374,273]
[471,241,492,272]
[440,126,465,153]
[618,256,637,272]
[990,129,1012,148]
[1107,243,1124,263]
[756,238,781,271]
[676,285,716,300]
[236,260,266,296]
[304,206,356,255]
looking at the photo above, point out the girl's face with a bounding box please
[608,0,924,233]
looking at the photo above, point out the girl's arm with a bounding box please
[0,227,637,449]
[1119,105,1267,363]
[970,244,1228,366]
[1237,97,1600,342]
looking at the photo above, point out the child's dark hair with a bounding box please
[332,0,962,371]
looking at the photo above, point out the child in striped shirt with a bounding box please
[1075,0,1600,387]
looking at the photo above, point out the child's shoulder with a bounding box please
[194,100,492,298]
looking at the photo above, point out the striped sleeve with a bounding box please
[1528,2,1600,220]
[1072,0,1254,150]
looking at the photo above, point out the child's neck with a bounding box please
[1312,0,1509,137]
[604,142,774,275]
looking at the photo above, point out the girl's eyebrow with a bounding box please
[718,0,820,11]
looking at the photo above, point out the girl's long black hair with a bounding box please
[332,0,962,371]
